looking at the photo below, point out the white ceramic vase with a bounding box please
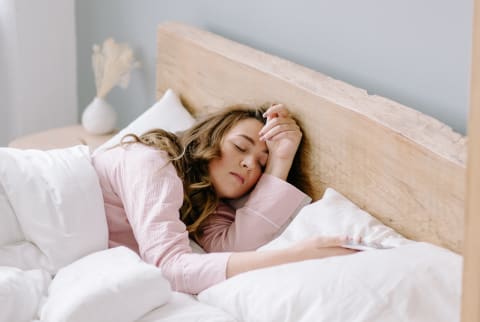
[81,97,117,135]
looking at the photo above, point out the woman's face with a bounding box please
[208,118,268,199]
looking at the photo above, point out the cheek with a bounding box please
[222,145,238,158]
[249,170,263,187]
[208,159,221,185]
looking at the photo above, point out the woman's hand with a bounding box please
[287,236,359,260]
[259,104,302,180]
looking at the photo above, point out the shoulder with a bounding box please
[94,143,180,183]
[126,143,170,163]
[111,145,184,202]
[125,145,180,182]
[96,143,171,167]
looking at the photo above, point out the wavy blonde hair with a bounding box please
[121,105,267,240]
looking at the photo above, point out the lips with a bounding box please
[230,172,245,184]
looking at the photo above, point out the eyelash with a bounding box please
[234,144,246,152]
[234,144,266,170]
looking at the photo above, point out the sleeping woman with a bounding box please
[92,103,356,294]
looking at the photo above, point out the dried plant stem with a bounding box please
[91,38,139,99]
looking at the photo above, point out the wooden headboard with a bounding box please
[156,22,466,254]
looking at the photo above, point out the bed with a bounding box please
[0,21,474,322]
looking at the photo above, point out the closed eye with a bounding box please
[234,144,246,152]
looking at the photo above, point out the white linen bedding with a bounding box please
[38,247,171,322]
[0,143,462,322]
[0,145,235,322]
[0,145,108,273]
[137,292,237,322]
[1,247,235,322]
[199,243,461,322]
[0,266,51,322]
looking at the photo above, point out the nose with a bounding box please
[241,157,254,170]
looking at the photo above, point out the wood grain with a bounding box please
[156,22,466,253]
[461,0,480,320]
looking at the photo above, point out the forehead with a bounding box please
[227,118,264,135]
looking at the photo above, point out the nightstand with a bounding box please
[8,125,117,151]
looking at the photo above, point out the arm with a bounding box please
[198,174,310,252]
[227,236,358,277]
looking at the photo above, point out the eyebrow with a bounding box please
[238,134,268,155]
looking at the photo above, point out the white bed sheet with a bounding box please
[137,292,237,322]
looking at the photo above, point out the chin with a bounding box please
[221,190,246,200]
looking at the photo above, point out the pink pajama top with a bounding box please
[92,144,310,294]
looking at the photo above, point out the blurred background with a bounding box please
[0,0,473,145]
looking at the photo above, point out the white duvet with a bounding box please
[0,145,462,322]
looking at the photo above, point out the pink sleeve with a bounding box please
[115,147,231,294]
[198,174,311,252]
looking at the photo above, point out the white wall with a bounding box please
[0,0,77,146]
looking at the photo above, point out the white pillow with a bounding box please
[93,88,195,155]
[198,188,462,322]
[39,247,171,322]
[0,145,108,273]
[259,187,412,251]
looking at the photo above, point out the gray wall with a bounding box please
[76,0,473,134]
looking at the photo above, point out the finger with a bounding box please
[263,104,290,119]
[261,128,301,142]
[259,118,297,136]
[260,120,301,139]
